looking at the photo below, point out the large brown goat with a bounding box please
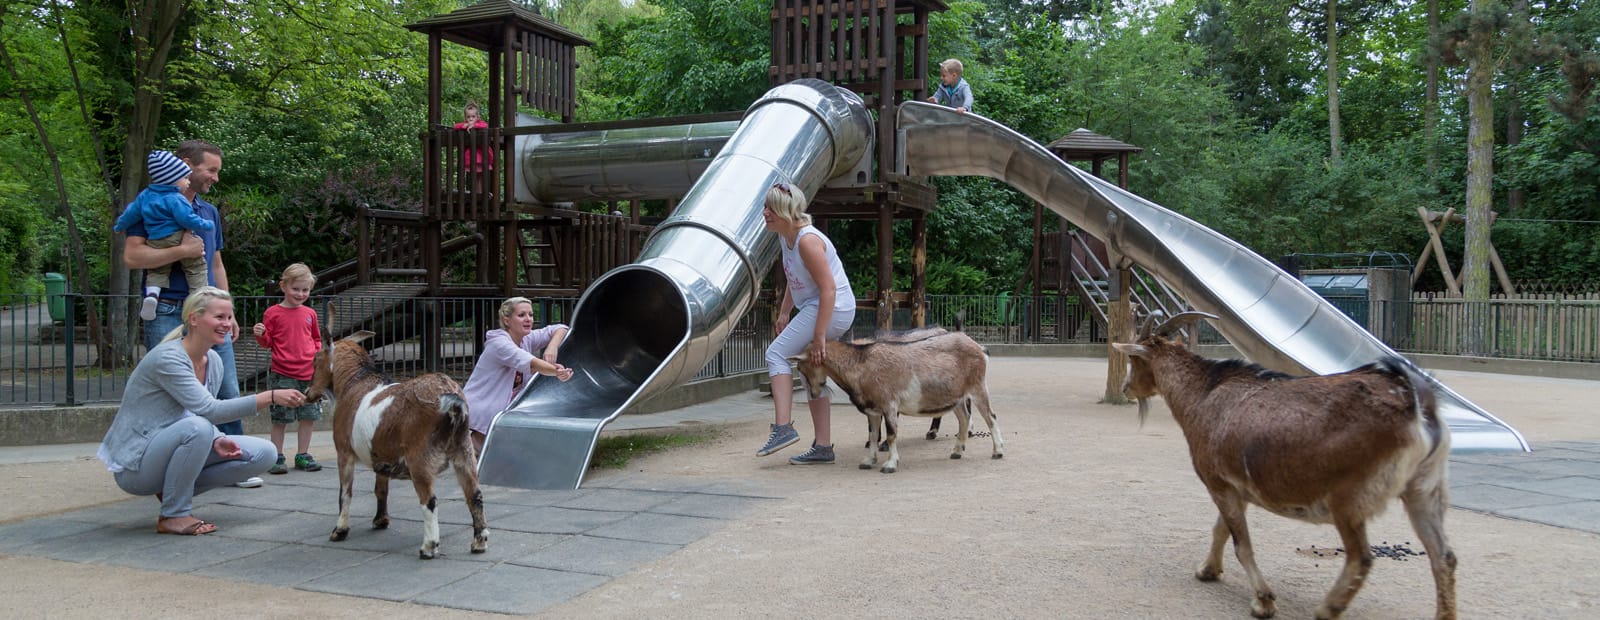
[1113,312,1455,620]
[305,323,487,560]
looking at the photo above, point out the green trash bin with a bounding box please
[44,272,68,322]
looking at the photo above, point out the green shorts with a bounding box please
[268,372,322,424]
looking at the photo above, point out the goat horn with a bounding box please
[1137,311,1163,340]
[1152,311,1218,337]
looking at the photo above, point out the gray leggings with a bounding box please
[113,416,276,518]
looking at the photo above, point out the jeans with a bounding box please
[144,300,243,434]
[112,416,276,517]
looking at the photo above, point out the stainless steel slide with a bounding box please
[477,80,874,489]
[895,101,1528,452]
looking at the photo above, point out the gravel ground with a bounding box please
[2,357,1596,619]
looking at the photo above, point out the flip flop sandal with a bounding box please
[156,518,216,536]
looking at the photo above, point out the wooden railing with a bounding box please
[516,206,652,290]
[426,125,505,221]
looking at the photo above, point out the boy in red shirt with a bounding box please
[253,263,324,474]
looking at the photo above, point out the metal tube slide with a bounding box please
[478,80,874,489]
[896,101,1526,452]
[519,120,740,203]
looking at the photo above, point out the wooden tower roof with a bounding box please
[1047,128,1143,161]
[405,0,591,49]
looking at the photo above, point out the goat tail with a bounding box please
[435,392,471,440]
[1381,357,1444,457]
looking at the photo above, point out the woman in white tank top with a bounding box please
[756,183,856,464]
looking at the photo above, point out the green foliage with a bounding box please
[584,0,771,119]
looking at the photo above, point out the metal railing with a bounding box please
[1,293,775,407]
[6,291,1595,407]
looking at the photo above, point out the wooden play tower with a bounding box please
[332,0,947,331]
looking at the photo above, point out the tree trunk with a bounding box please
[1462,0,1496,355]
[1504,0,1528,213]
[0,12,106,353]
[1326,0,1341,165]
[1425,0,1440,173]
[108,0,187,362]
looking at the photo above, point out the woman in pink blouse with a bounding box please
[462,297,574,454]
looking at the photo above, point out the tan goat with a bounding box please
[305,328,488,559]
[1113,311,1456,620]
[795,329,1003,473]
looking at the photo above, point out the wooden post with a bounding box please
[911,211,927,328]
[356,207,371,286]
[501,219,518,297]
[1104,253,1133,405]
[877,204,894,331]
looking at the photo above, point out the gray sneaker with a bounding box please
[788,443,835,464]
[756,423,799,456]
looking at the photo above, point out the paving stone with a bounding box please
[1450,484,1577,512]
[1499,500,1600,532]
[436,529,564,563]
[410,562,608,615]
[0,517,109,552]
[586,512,725,546]
[53,498,157,528]
[101,536,281,572]
[295,517,446,555]
[555,488,678,512]
[1495,458,1600,479]
[214,509,335,542]
[383,497,526,526]
[1511,476,1600,501]
[484,486,589,507]
[649,492,771,520]
[1542,441,1600,454]
[211,483,331,513]
[206,543,384,587]
[491,506,631,535]
[296,552,486,602]
[9,523,166,563]
[511,534,680,577]
[1449,462,1563,487]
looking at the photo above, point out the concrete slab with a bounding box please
[0,517,107,552]
[1449,483,1581,512]
[101,536,282,572]
[409,562,609,615]
[648,492,772,520]
[1499,500,1600,532]
[586,512,727,546]
[553,488,678,512]
[437,529,564,564]
[511,534,680,577]
[296,552,483,602]
[204,543,384,587]
[491,506,631,535]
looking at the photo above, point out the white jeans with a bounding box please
[764,303,855,397]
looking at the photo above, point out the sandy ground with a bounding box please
[2,358,1597,618]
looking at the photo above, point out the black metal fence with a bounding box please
[5,292,1596,407]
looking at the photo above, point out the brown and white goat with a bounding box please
[1113,312,1455,620]
[305,329,488,559]
[795,329,1003,473]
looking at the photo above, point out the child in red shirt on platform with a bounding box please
[253,263,324,474]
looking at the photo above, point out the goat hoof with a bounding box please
[418,549,436,560]
[1195,565,1221,582]
[330,527,349,542]
[924,431,937,440]
[991,453,1003,459]
[1251,598,1277,618]
[880,465,896,474]
[419,542,439,560]
[372,515,389,530]
[950,453,962,460]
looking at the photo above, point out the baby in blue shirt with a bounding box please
[113,150,213,321]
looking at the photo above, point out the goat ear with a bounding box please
[348,330,376,344]
[1112,343,1148,358]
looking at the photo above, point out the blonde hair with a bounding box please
[161,286,233,343]
[765,183,812,227]
[280,262,317,287]
[498,296,533,328]
[939,58,964,76]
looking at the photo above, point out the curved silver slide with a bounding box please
[896,101,1527,452]
[478,80,875,489]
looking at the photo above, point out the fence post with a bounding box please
[62,293,76,406]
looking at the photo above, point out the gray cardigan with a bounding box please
[97,338,257,472]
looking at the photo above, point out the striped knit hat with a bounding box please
[147,150,191,186]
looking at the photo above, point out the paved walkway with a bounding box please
[0,363,1596,615]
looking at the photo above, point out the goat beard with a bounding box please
[1136,397,1150,429]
